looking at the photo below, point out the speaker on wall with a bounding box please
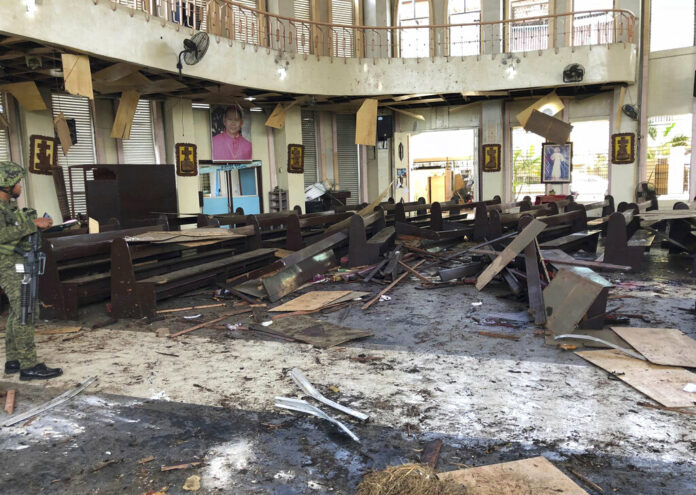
[377,115,393,141]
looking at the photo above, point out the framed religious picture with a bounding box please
[210,104,253,162]
[611,133,635,164]
[175,143,198,176]
[541,142,573,183]
[28,135,57,175]
[481,144,501,172]
[287,144,304,174]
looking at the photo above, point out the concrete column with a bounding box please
[273,106,305,212]
[250,112,272,212]
[366,144,392,202]
[93,98,118,164]
[17,107,61,220]
[163,98,199,214]
[481,100,504,200]
[609,85,639,204]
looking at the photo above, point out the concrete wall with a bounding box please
[0,0,637,97]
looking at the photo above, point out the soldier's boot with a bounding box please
[4,360,20,374]
[20,363,63,381]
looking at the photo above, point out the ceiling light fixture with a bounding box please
[244,96,256,101]
[250,107,263,112]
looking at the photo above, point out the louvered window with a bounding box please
[294,0,312,54]
[51,94,97,216]
[121,100,156,164]
[301,110,318,188]
[335,114,360,204]
[331,0,355,57]
[0,93,10,161]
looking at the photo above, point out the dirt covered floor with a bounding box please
[0,246,695,494]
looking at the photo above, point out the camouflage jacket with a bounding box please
[0,199,36,258]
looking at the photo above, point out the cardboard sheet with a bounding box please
[271,291,353,312]
[53,112,72,155]
[611,327,696,367]
[0,81,47,111]
[576,349,696,408]
[355,99,378,146]
[438,456,587,494]
[111,90,140,139]
[254,315,372,348]
[61,54,94,100]
[516,91,564,127]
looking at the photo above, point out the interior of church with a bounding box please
[0,1,694,493]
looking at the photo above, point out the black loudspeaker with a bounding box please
[66,118,78,145]
[377,115,393,141]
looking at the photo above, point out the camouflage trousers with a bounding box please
[0,255,37,369]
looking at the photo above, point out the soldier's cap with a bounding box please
[0,161,27,188]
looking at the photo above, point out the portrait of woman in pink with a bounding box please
[211,105,252,161]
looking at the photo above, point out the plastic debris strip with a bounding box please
[683,383,696,393]
[274,397,360,443]
[379,295,391,302]
[183,314,202,319]
[554,334,646,361]
[471,302,483,306]
[289,368,369,421]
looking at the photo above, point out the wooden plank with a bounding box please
[61,54,94,100]
[92,62,141,82]
[4,389,15,415]
[355,98,378,146]
[475,219,546,290]
[270,291,352,312]
[576,349,696,408]
[611,327,696,367]
[362,259,426,310]
[265,103,286,129]
[0,81,47,111]
[398,260,431,283]
[110,90,140,139]
[524,243,546,325]
[53,112,72,156]
[438,456,588,495]
[382,105,425,121]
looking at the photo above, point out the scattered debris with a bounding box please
[155,328,170,338]
[274,397,360,442]
[182,475,201,491]
[92,459,120,472]
[157,303,226,314]
[4,389,15,415]
[2,377,97,428]
[438,456,587,494]
[421,439,443,469]
[160,462,201,472]
[137,456,155,464]
[250,315,372,348]
[168,308,253,338]
[357,464,466,495]
[289,368,369,420]
[478,331,520,341]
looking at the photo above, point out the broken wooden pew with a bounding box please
[110,229,276,318]
[40,225,167,320]
[347,209,395,267]
[602,208,655,270]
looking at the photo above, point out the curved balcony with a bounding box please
[1,1,638,96]
[118,1,635,58]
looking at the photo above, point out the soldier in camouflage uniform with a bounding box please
[0,161,62,380]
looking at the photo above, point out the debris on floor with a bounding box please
[356,463,467,495]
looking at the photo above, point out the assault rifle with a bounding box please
[15,231,46,325]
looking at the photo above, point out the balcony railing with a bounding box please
[110,1,636,59]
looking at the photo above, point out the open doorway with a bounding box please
[408,129,478,203]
